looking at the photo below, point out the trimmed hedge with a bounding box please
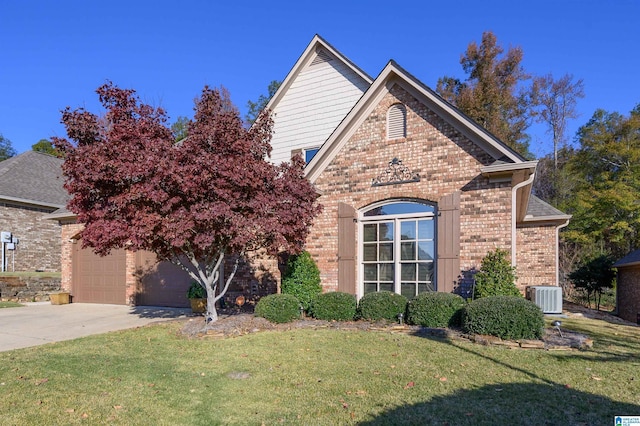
[309,292,357,321]
[407,292,466,327]
[281,251,322,311]
[357,291,408,322]
[462,296,544,340]
[254,294,301,324]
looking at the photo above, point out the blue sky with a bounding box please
[1,0,638,157]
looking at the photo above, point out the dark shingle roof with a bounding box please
[526,195,568,218]
[614,249,640,268]
[0,151,68,207]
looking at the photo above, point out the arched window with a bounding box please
[360,200,436,298]
[387,104,406,139]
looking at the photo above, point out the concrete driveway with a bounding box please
[0,302,191,352]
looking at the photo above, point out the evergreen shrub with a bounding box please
[407,292,466,327]
[473,248,521,298]
[254,294,301,324]
[462,296,544,340]
[281,251,322,311]
[309,292,357,321]
[357,291,408,322]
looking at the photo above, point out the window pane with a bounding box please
[380,264,394,282]
[418,263,434,282]
[401,263,416,281]
[379,222,394,241]
[363,244,377,262]
[418,219,434,239]
[401,242,415,260]
[304,148,319,163]
[418,241,434,260]
[380,283,393,292]
[418,283,435,293]
[364,283,378,294]
[364,264,377,281]
[364,202,435,216]
[379,243,393,261]
[400,221,416,240]
[363,224,377,242]
[401,283,416,299]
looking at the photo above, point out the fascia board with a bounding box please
[0,195,65,210]
[480,161,538,175]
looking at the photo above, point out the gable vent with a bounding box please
[387,103,407,139]
[310,49,333,66]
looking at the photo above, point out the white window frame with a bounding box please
[357,200,436,299]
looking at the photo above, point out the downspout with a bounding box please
[511,172,536,266]
[555,219,570,287]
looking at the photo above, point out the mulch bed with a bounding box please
[179,300,634,350]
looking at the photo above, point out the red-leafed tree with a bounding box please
[53,83,321,322]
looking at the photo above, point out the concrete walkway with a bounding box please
[0,302,191,352]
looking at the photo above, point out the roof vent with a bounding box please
[310,49,333,66]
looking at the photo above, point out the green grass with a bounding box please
[0,301,24,308]
[0,317,638,425]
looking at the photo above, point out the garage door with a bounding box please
[72,243,127,304]
[135,251,191,308]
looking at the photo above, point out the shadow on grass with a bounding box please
[129,306,191,319]
[358,382,640,425]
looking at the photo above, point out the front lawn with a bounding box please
[0,316,638,425]
[0,301,23,308]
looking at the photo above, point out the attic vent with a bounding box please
[310,49,333,66]
[387,103,407,139]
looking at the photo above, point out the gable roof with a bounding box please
[305,60,528,183]
[265,35,373,165]
[0,151,68,208]
[265,34,373,112]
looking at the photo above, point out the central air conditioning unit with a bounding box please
[527,286,563,314]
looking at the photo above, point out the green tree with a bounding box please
[0,134,16,160]
[568,254,615,310]
[32,138,64,157]
[473,248,520,299]
[171,116,190,142]
[245,80,281,126]
[436,31,533,158]
[563,105,640,259]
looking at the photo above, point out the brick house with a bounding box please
[52,35,570,307]
[0,151,67,272]
[613,251,640,324]
[265,35,571,298]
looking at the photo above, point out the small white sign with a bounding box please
[616,416,640,426]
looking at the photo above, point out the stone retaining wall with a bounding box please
[0,276,61,302]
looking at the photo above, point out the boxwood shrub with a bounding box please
[309,292,357,321]
[254,294,301,324]
[357,291,408,322]
[407,292,466,327]
[462,295,544,340]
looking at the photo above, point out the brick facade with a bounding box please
[615,266,640,324]
[516,224,558,286]
[0,204,61,272]
[308,87,518,294]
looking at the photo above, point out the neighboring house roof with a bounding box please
[0,151,68,208]
[305,60,528,183]
[614,249,640,268]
